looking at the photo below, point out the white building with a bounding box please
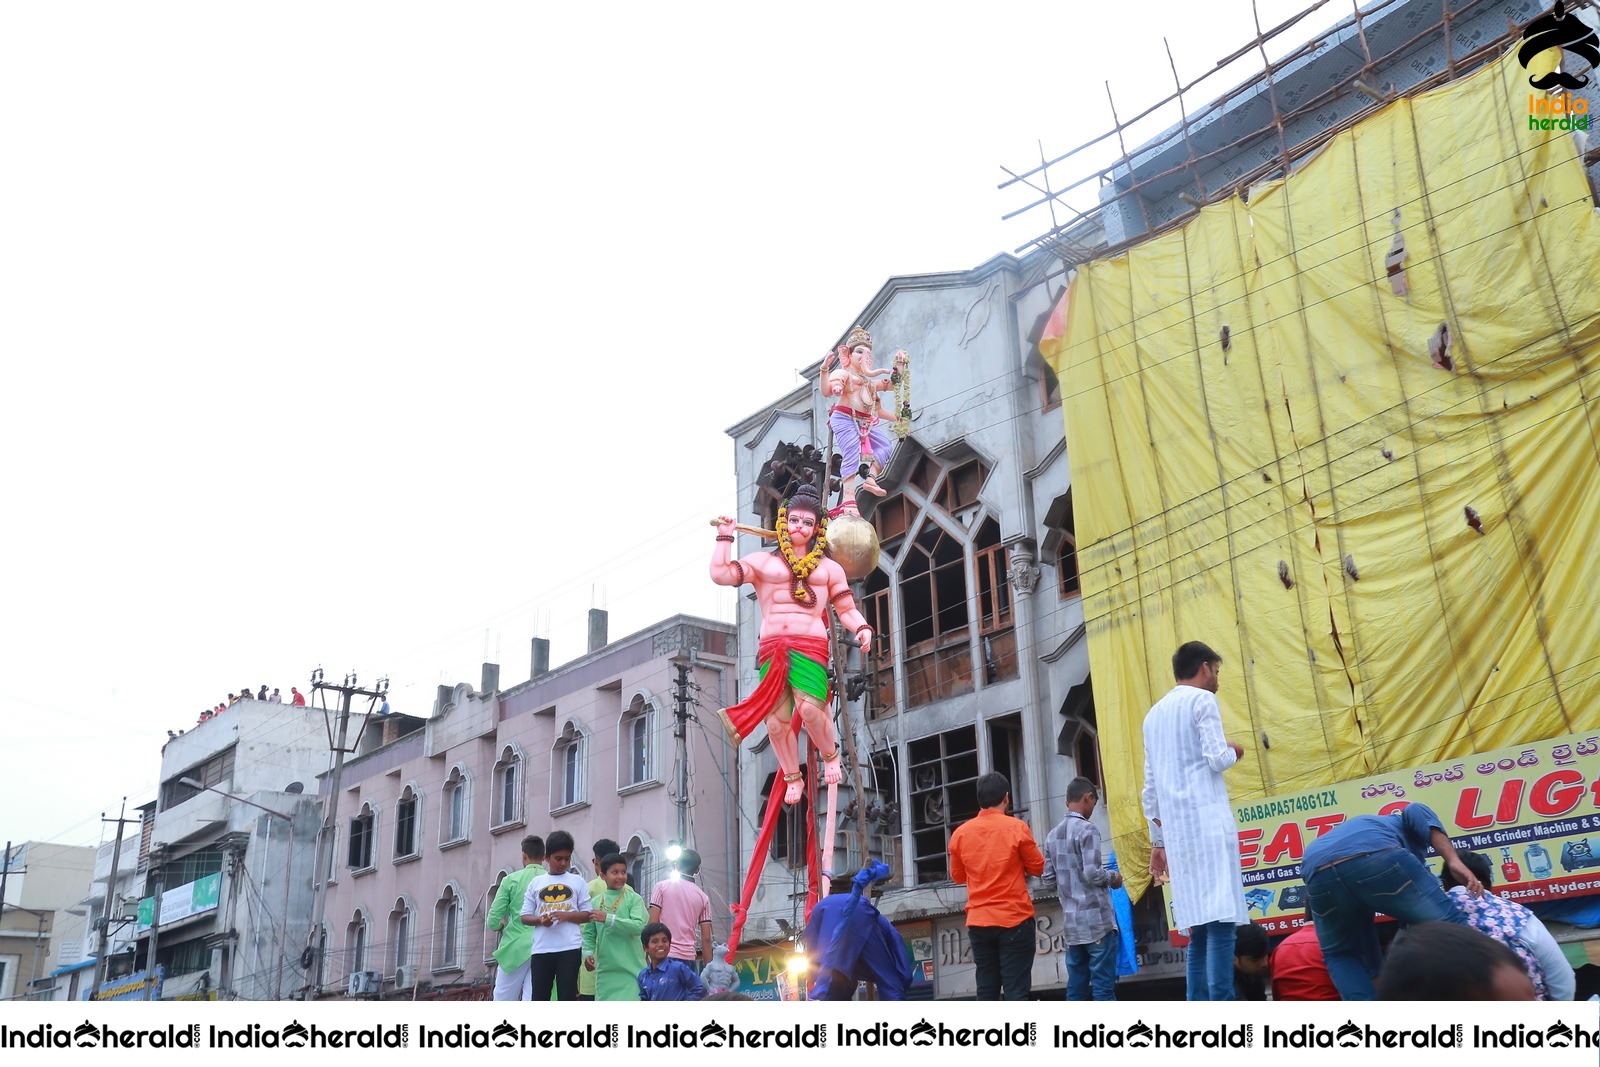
[124,696,327,1000]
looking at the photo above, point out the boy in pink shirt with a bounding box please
[648,848,712,967]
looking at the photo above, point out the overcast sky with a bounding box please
[0,0,1327,848]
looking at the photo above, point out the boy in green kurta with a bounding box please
[488,835,546,1000]
[577,838,620,1000]
[582,852,649,1000]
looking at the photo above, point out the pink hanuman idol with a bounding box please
[709,478,871,803]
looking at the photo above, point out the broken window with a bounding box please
[937,459,988,514]
[901,520,974,705]
[1043,489,1081,598]
[910,454,941,496]
[1057,678,1102,792]
[974,519,1018,683]
[759,772,810,869]
[987,715,1027,820]
[908,727,980,884]
[872,494,911,545]
[861,567,896,718]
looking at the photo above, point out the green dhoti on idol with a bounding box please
[710,476,870,805]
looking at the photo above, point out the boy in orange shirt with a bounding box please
[948,772,1045,1000]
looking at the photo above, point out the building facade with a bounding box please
[725,251,1120,996]
[0,841,96,1001]
[314,612,737,999]
[123,697,327,1000]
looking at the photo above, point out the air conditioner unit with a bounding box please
[394,965,415,990]
[346,970,379,996]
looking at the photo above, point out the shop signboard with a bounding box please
[1160,730,1600,933]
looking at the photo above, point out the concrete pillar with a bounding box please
[587,609,608,653]
[531,638,550,678]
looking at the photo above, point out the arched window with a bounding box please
[483,869,512,964]
[319,825,339,886]
[433,884,464,971]
[345,909,370,979]
[625,835,654,899]
[618,695,656,788]
[388,897,413,979]
[393,785,420,859]
[491,746,523,828]
[1043,489,1080,599]
[552,721,588,811]
[348,802,377,872]
[1057,679,1102,791]
[440,766,470,845]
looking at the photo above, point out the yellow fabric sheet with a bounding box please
[1040,50,1600,904]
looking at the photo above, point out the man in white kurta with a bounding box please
[1141,640,1248,1001]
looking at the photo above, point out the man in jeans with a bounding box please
[1042,777,1123,1000]
[1141,640,1249,1000]
[949,772,1046,999]
[1301,801,1482,1000]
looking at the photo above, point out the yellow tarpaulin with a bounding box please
[1040,49,1600,905]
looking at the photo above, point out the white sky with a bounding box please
[1,0,1326,848]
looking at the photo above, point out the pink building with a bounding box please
[314,612,737,998]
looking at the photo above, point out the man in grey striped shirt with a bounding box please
[1042,777,1123,1000]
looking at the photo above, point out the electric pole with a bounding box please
[673,661,692,846]
[306,668,387,997]
[93,801,140,996]
[0,841,12,931]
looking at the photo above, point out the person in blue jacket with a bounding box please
[803,862,914,1000]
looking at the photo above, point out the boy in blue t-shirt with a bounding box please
[637,922,705,1001]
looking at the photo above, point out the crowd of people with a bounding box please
[196,684,306,725]
[944,640,1577,1002]
[487,831,744,1002]
[1138,639,1574,1002]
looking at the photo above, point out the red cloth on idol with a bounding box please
[718,633,832,741]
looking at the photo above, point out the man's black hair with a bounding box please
[1443,849,1495,890]
[1234,923,1270,959]
[598,852,628,873]
[975,772,1010,810]
[545,829,575,855]
[1376,922,1528,999]
[1172,641,1222,681]
[592,838,620,860]
[1066,777,1099,804]
[641,921,672,948]
[676,848,702,876]
[520,835,545,861]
